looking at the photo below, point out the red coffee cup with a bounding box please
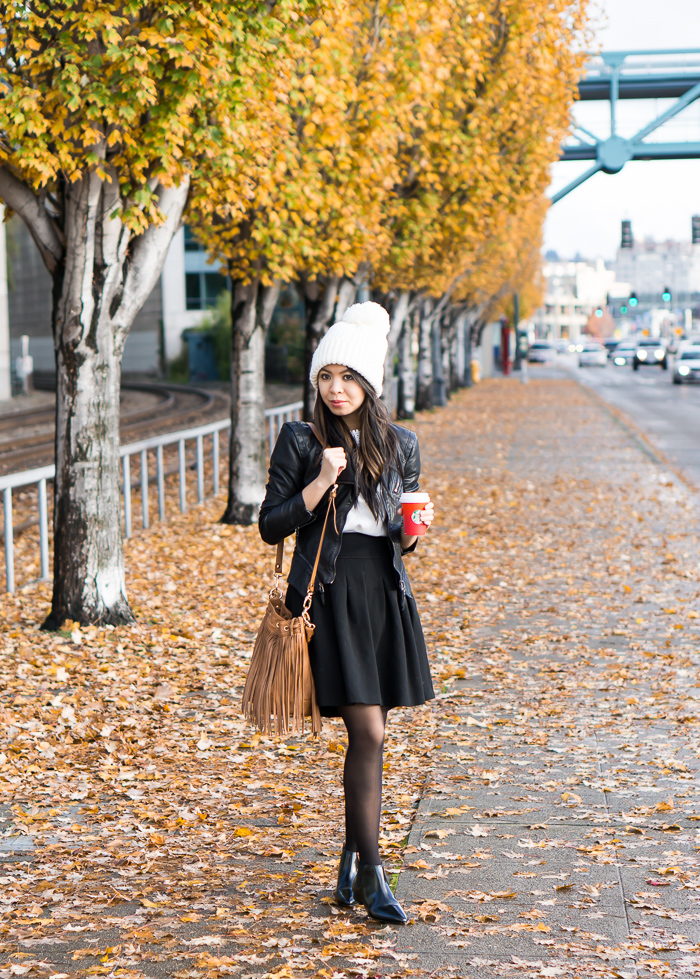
[399,492,431,535]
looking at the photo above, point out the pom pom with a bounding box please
[341,301,390,337]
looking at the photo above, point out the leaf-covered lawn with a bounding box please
[1,378,699,978]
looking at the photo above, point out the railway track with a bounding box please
[0,381,229,475]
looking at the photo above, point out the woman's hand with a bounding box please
[401,500,435,549]
[302,447,346,512]
[417,501,434,528]
[319,447,347,489]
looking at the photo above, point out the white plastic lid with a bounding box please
[399,492,430,503]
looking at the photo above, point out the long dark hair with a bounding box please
[313,370,400,520]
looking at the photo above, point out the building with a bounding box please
[530,258,626,340]
[0,215,227,396]
[611,218,700,310]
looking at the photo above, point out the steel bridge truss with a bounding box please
[552,49,700,204]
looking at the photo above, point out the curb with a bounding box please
[574,374,699,496]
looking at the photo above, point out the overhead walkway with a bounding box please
[553,49,700,202]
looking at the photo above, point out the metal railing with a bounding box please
[0,400,303,593]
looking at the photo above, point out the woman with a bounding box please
[259,301,435,924]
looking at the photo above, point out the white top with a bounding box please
[344,430,387,537]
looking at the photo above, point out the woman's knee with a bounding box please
[343,705,386,753]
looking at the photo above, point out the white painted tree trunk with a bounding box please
[222,279,281,524]
[302,275,340,420]
[382,290,410,418]
[41,172,189,627]
[415,299,434,411]
[397,311,416,419]
[334,278,357,322]
[453,311,467,386]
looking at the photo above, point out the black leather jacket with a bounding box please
[259,421,421,605]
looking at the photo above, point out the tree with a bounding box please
[373,0,589,405]
[190,0,426,521]
[0,1,283,625]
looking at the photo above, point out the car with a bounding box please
[673,346,700,384]
[578,342,607,367]
[612,341,637,366]
[677,334,700,354]
[633,337,667,370]
[527,341,556,363]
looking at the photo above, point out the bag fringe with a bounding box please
[241,598,322,737]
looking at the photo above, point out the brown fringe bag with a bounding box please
[241,483,337,737]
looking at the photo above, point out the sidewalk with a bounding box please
[396,379,700,977]
[1,377,699,979]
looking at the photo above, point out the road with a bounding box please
[530,353,700,490]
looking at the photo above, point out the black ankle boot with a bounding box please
[334,848,359,907]
[352,863,407,924]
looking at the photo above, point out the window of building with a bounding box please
[185,272,228,311]
[184,225,205,252]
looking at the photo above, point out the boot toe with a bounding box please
[334,887,356,907]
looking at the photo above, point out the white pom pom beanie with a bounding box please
[309,301,391,397]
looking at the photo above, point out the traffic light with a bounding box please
[594,308,603,318]
[662,287,671,302]
[620,304,628,314]
[629,293,638,307]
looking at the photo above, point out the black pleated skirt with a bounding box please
[285,534,435,717]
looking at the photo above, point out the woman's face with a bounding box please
[317,364,366,423]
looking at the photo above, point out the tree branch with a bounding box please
[115,177,190,334]
[0,166,64,275]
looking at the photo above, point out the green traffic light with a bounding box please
[662,289,671,302]
[620,305,628,314]
[629,295,638,307]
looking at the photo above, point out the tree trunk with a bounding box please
[464,316,474,388]
[382,290,410,418]
[453,311,466,387]
[334,277,357,322]
[415,299,433,412]
[397,310,416,419]
[48,276,131,628]
[221,279,281,525]
[42,173,188,629]
[431,313,447,406]
[301,275,339,421]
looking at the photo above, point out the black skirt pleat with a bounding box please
[285,534,435,717]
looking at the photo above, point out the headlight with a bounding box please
[576,344,584,352]
[654,348,665,359]
[614,357,625,365]
[637,349,647,360]
[678,365,690,376]
[568,344,576,352]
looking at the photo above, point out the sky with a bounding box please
[544,0,700,260]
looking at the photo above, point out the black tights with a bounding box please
[339,704,387,866]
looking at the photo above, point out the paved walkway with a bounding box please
[395,378,700,977]
[1,377,699,979]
